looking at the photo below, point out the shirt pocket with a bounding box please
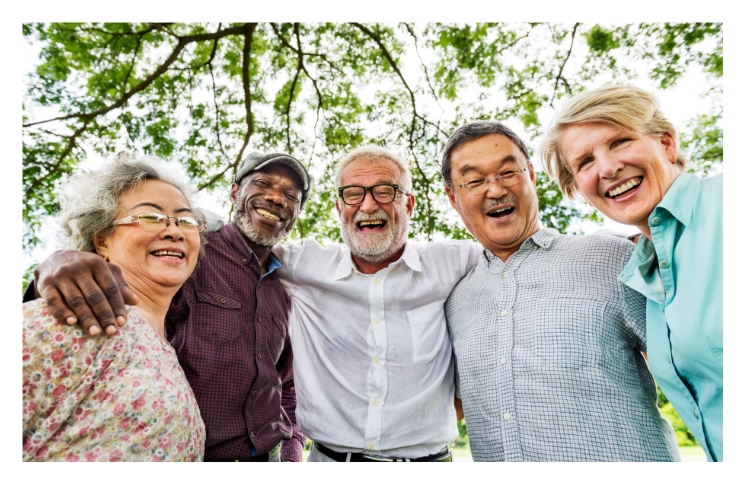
[267,314,289,364]
[534,297,604,369]
[407,298,448,364]
[194,290,241,345]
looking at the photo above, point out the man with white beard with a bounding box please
[273,145,482,461]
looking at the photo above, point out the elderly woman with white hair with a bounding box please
[540,84,722,461]
[23,154,206,461]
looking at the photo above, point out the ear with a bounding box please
[445,184,458,210]
[659,132,678,165]
[229,182,241,205]
[335,198,341,217]
[528,162,537,186]
[93,233,110,261]
[405,193,415,217]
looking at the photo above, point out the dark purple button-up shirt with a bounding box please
[166,223,304,461]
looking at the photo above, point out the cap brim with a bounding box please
[253,156,309,191]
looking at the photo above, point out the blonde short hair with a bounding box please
[334,144,412,192]
[539,84,687,200]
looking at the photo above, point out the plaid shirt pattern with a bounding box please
[445,228,680,461]
[166,223,304,461]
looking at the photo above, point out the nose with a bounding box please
[358,190,381,213]
[484,177,509,199]
[162,217,185,241]
[263,186,288,208]
[596,151,624,179]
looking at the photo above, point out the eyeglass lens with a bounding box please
[342,185,397,204]
[137,213,203,232]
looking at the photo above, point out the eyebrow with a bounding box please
[458,155,520,176]
[129,202,193,214]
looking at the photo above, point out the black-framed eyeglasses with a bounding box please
[454,165,529,194]
[337,183,409,206]
[112,212,205,233]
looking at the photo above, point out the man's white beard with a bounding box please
[340,206,410,265]
[234,208,290,247]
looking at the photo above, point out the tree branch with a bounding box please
[201,22,257,190]
[23,26,245,128]
[550,23,579,107]
[24,120,90,196]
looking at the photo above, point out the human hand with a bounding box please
[35,250,138,336]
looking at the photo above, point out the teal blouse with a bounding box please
[620,172,723,461]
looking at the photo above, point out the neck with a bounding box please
[490,225,541,262]
[244,237,274,271]
[123,274,179,341]
[351,243,406,275]
[638,224,652,241]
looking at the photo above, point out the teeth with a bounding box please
[153,251,183,258]
[608,178,642,198]
[359,220,385,226]
[488,207,511,217]
[256,208,280,221]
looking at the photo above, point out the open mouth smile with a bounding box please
[487,207,515,219]
[255,208,281,221]
[151,250,185,259]
[606,177,643,199]
[357,219,388,232]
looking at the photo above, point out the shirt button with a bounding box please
[220,298,226,304]
[373,400,379,406]
[504,413,511,421]
[668,355,672,364]
[257,353,262,359]
[251,390,257,397]
[257,316,262,322]
[374,278,381,284]
[501,310,507,316]
[374,318,380,324]
[242,258,248,264]
[651,216,661,226]
[660,261,670,269]
[250,432,255,438]
[373,358,380,364]
[368,443,375,450]
[694,409,700,419]
[282,325,286,334]
[503,271,509,277]
[500,358,507,365]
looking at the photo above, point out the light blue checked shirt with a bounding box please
[445,228,680,461]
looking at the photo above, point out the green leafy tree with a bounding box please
[22,22,722,253]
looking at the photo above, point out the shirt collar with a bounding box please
[482,227,558,263]
[332,242,419,280]
[653,172,696,227]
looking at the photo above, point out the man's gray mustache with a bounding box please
[483,197,518,211]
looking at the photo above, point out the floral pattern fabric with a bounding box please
[23,299,205,461]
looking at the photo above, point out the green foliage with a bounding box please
[22,23,723,254]
[22,263,36,296]
[657,385,699,447]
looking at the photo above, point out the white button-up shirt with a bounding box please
[274,239,482,458]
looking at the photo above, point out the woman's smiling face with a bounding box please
[559,122,682,234]
[96,179,201,292]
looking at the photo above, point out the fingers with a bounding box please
[35,250,133,337]
[40,285,98,334]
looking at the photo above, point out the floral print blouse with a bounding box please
[23,299,205,461]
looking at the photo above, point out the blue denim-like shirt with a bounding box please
[620,172,723,461]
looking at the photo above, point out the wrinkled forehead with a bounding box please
[247,162,304,191]
[341,157,402,185]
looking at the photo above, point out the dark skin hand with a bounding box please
[455,397,464,421]
[34,250,138,336]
